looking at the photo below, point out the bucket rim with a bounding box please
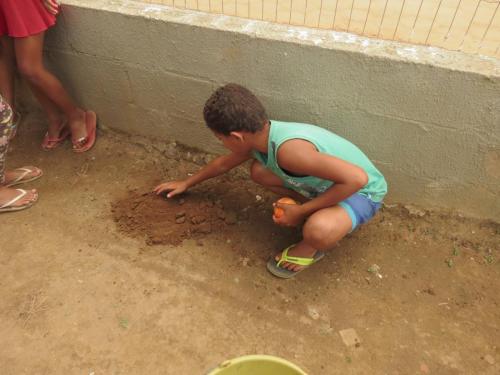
[205,354,308,375]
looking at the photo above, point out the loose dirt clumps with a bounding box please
[112,191,241,246]
[111,179,268,246]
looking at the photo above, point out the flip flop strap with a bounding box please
[9,168,32,185]
[44,121,69,142]
[72,136,88,148]
[0,189,26,209]
[44,132,65,142]
[277,245,316,267]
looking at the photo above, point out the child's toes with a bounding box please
[290,264,302,272]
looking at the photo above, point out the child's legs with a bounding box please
[29,81,64,134]
[249,160,308,203]
[0,97,37,206]
[277,194,381,271]
[278,206,352,271]
[0,36,16,111]
[303,206,352,249]
[13,31,86,138]
[249,160,353,270]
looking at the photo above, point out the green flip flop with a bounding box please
[267,245,325,279]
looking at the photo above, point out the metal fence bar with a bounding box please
[333,0,340,29]
[362,0,372,34]
[445,0,463,41]
[318,0,323,27]
[377,0,390,38]
[479,1,499,45]
[347,0,355,32]
[410,0,425,40]
[459,0,482,49]
[393,0,406,39]
[426,0,443,44]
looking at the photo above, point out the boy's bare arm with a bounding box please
[276,139,368,218]
[153,152,251,197]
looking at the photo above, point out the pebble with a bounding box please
[367,264,380,273]
[196,223,212,234]
[175,211,186,219]
[404,204,426,217]
[339,328,361,347]
[190,215,206,224]
[175,216,186,224]
[307,306,320,320]
[484,354,495,365]
[163,142,178,158]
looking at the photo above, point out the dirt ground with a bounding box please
[1,111,499,375]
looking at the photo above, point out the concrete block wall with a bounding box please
[42,1,500,220]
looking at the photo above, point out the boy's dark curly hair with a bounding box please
[203,84,268,136]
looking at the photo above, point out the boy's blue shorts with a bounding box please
[338,193,382,232]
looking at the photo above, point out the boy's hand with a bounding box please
[43,0,60,15]
[273,201,305,227]
[153,180,189,198]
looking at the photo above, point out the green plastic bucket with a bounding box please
[206,355,307,375]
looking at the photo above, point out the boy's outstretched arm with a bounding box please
[153,152,251,198]
[274,139,368,226]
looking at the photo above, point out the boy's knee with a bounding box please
[303,216,336,249]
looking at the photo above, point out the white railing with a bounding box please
[145,0,500,58]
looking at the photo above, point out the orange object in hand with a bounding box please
[273,197,298,218]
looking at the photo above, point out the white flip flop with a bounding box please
[5,167,43,187]
[0,188,37,213]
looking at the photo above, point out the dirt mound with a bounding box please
[112,188,254,246]
[112,179,275,245]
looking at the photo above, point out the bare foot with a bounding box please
[68,108,87,142]
[0,187,38,209]
[2,167,43,187]
[275,242,318,272]
[46,115,68,140]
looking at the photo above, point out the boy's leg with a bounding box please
[250,160,352,271]
[13,32,88,141]
[0,36,16,111]
[276,206,352,271]
[249,160,308,203]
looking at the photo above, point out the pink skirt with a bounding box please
[0,0,56,38]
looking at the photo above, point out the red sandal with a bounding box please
[41,121,70,150]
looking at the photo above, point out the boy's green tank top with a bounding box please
[252,120,387,202]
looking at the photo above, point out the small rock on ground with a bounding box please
[339,328,361,347]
